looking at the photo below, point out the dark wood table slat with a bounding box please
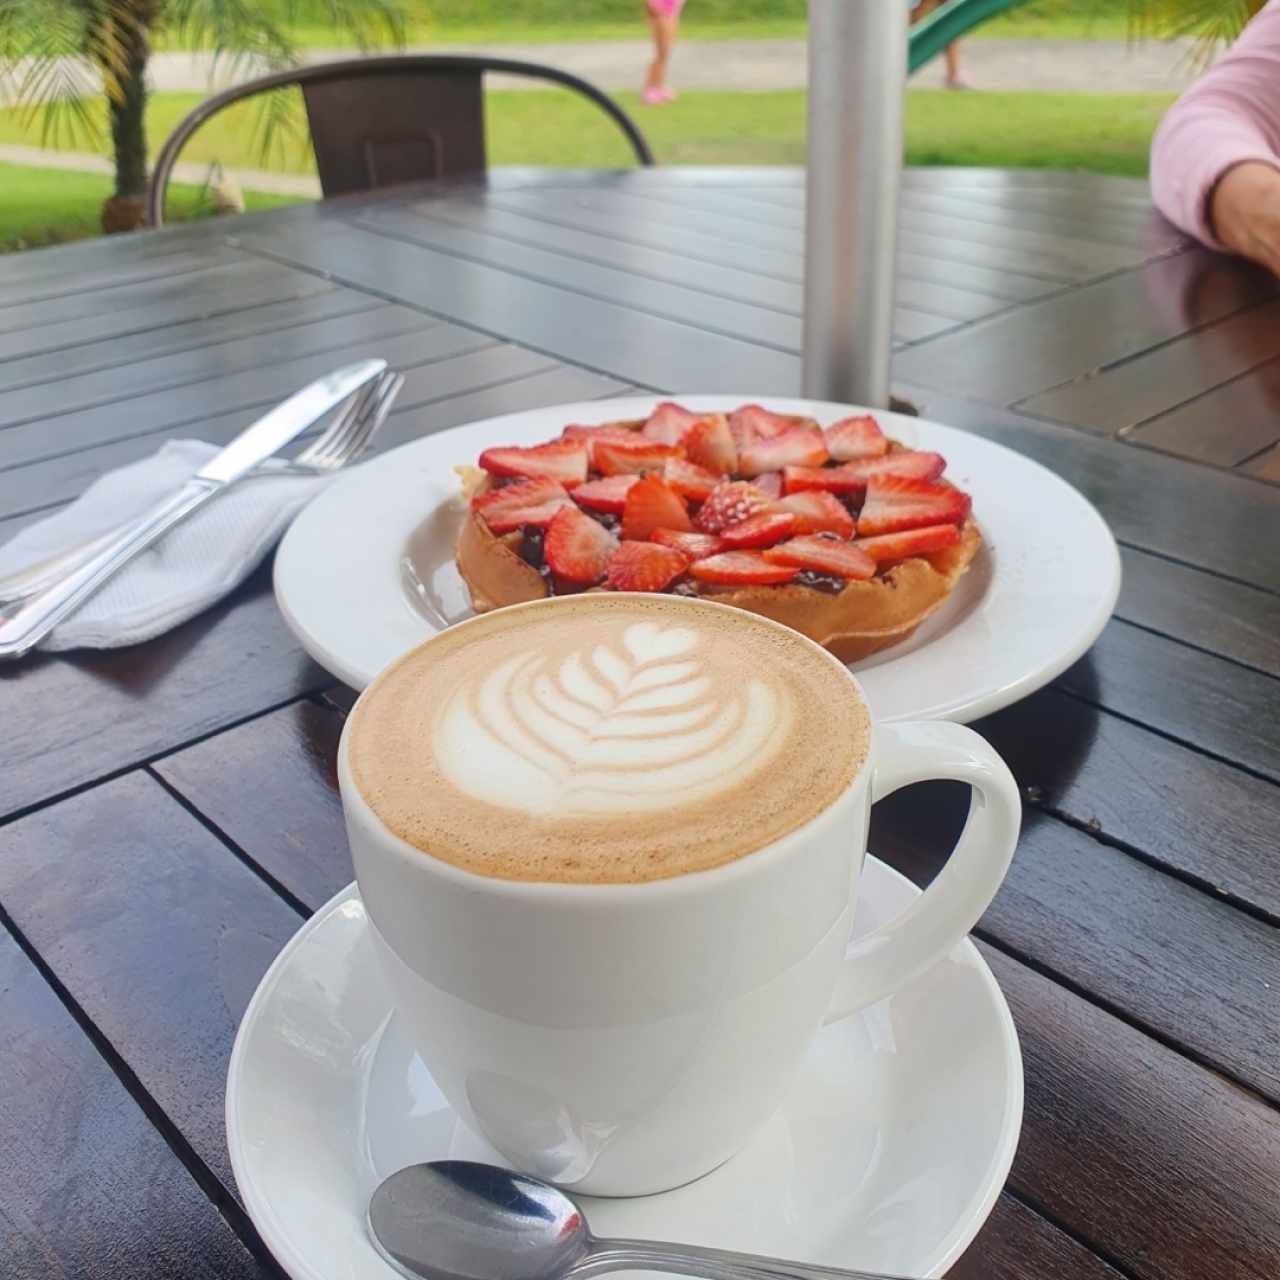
[0,284,374,397]
[0,302,435,432]
[237,221,799,392]
[0,257,331,350]
[0,568,325,820]
[980,687,1280,921]
[1059,620,1280,783]
[1124,352,1280,467]
[1116,545,1280,678]
[893,254,1278,409]
[986,945,1280,1280]
[484,186,1065,299]
[0,319,494,478]
[898,387,1280,592]
[949,1195,1125,1280]
[1243,443,1280,481]
[643,183,1148,278]
[0,930,268,1280]
[0,771,307,1191]
[1017,300,1280,437]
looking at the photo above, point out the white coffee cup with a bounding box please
[339,601,1020,1198]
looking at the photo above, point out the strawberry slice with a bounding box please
[763,535,876,580]
[842,450,945,483]
[544,506,618,585]
[689,551,798,586]
[855,523,962,562]
[824,414,888,461]
[594,438,683,477]
[664,457,721,502]
[695,480,772,534]
[728,404,796,450]
[479,440,588,488]
[739,427,828,477]
[572,474,639,514]
[781,464,866,496]
[622,475,693,540]
[607,541,691,592]
[643,402,703,445]
[857,476,971,537]
[561,423,641,466]
[773,490,856,538]
[753,471,783,500]
[650,529,725,559]
[683,415,738,476]
[720,510,797,550]
[472,478,574,533]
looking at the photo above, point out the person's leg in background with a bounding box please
[643,0,682,104]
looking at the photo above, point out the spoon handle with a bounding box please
[578,1236,913,1280]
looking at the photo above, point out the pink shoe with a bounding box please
[642,85,675,105]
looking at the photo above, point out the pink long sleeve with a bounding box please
[1150,0,1280,248]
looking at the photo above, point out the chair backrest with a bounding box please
[146,54,655,227]
[909,0,1028,72]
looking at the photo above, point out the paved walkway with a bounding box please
[4,37,1210,107]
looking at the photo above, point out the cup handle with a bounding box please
[825,720,1020,1022]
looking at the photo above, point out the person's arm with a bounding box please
[1150,1,1280,269]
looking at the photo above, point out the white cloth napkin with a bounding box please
[0,440,335,651]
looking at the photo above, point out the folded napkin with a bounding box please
[0,440,335,651]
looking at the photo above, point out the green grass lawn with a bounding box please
[147,0,1130,48]
[0,163,299,254]
[0,83,1167,252]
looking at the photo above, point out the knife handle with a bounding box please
[0,477,217,660]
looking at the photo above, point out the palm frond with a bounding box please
[1127,0,1268,66]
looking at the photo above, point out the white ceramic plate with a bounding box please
[227,859,1023,1280]
[274,396,1120,722]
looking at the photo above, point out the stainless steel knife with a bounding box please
[0,358,387,660]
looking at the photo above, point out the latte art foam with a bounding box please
[348,596,869,883]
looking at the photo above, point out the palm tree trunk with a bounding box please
[101,13,151,233]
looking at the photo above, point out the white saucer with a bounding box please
[273,395,1119,723]
[227,859,1023,1280]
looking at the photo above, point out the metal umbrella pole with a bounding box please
[802,0,909,409]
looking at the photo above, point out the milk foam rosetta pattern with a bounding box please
[434,621,791,816]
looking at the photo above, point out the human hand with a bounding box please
[1210,160,1280,277]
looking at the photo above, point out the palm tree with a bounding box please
[1126,0,1269,57]
[0,0,406,232]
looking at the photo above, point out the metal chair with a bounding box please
[146,54,655,227]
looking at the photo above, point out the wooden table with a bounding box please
[2,168,1277,1280]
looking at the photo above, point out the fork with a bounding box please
[0,369,403,608]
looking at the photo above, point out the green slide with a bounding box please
[909,0,1031,72]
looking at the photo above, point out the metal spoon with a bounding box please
[368,1161,912,1280]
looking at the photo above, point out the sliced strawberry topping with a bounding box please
[695,480,772,534]
[642,401,703,445]
[544,506,618,584]
[781,464,866,496]
[607,540,691,592]
[773,490,856,538]
[650,529,726,559]
[857,475,971,537]
[594,438,683,477]
[739,426,828,477]
[855,523,962,562]
[561,423,641,466]
[824,414,888,461]
[753,471,783,500]
[689,551,798,586]
[720,510,797,550]
[622,475,693,541]
[683,414,738,475]
[841,450,945,483]
[763,535,876,580]
[479,440,588,488]
[728,404,796,450]
[572,474,639,514]
[663,456,721,502]
[472,478,574,533]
